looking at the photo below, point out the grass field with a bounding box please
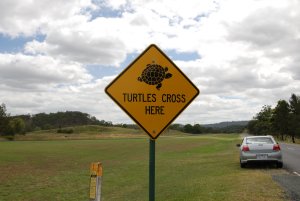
[0,133,286,201]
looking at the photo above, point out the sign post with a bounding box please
[149,139,155,201]
[105,44,199,200]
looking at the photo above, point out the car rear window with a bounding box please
[246,137,273,144]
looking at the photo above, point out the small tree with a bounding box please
[183,124,193,133]
[249,105,273,135]
[7,118,26,135]
[193,124,203,134]
[272,100,290,140]
[0,103,9,135]
[289,94,300,143]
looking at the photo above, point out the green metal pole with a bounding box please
[149,139,155,201]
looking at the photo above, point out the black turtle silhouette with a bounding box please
[138,63,172,90]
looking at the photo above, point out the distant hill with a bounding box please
[11,111,114,133]
[10,109,249,135]
[202,121,249,128]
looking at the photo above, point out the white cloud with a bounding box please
[0,0,95,37]
[1,0,300,125]
[122,0,218,19]
[22,1,219,66]
[25,31,127,66]
[0,53,92,91]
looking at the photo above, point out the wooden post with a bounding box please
[90,162,103,201]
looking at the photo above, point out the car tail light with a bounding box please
[273,144,281,151]
[242,145,250,152]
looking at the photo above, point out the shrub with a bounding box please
[57,128,74,134]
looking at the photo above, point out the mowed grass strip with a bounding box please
[0,134,285,201]
[12,125,144,141]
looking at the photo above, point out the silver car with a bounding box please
[237,135,283,168]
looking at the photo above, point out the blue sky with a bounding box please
[0,34,44,54]
[0,0,300,124]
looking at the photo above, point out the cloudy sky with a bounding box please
[0,0,300,124]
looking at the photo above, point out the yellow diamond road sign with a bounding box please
[105,44,200,139]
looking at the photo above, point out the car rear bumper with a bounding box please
[240,151,282,164]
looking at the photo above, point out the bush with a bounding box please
[3,135,15,141]
[57,128,74,134]
[6,118,26,135]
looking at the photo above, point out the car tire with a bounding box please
[277,162,283,168]
[240,161,246,168]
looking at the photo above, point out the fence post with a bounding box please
[89,162,103,201]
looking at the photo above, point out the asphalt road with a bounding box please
[281,143,300,175]
[273,143,300,201]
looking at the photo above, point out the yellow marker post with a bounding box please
[89,162,103,201]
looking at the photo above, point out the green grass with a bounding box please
[0,134,286,201]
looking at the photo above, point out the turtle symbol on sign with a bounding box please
[138,63,172,90]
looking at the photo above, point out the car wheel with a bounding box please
[277,162,283,168]
[240,161,246,168]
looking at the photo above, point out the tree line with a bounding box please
[169,123,246,134]
[247,93,300,143]
[0,104,113,136]
[0,103,246,137]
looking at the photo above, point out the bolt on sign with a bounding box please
[105,44,199,139]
